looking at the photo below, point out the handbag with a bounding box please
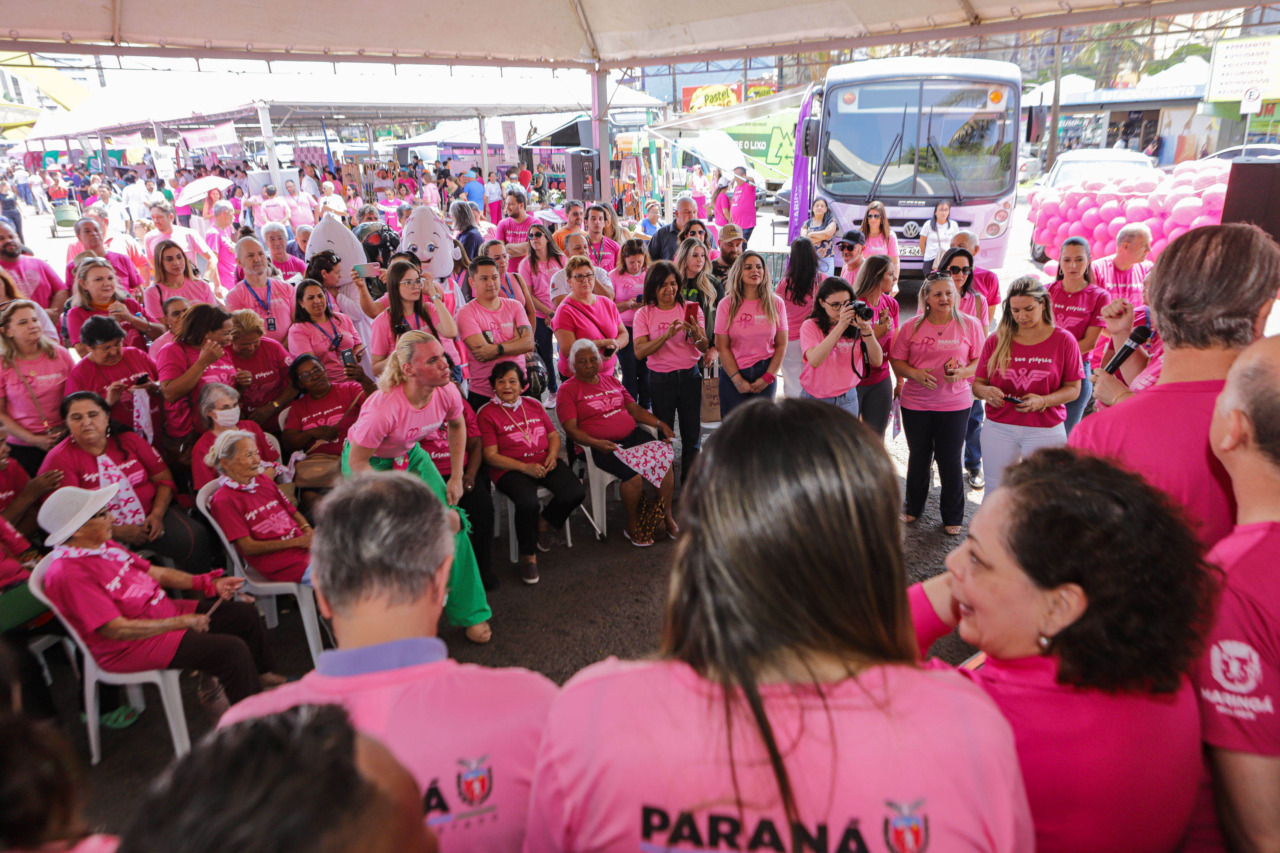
[700,363,721,424]
[292,453,342,489]
[13,362,67,443]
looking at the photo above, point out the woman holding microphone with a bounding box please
[973,276,1083,494]
[889,275,985,534]
[797,277,881,414]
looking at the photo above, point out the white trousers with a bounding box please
[981,419,1067,497]
[779,340,805,399]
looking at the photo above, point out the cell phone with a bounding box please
[132,373,149,386]
[683,303,699,324]
[340,349,358,368]
[353,262,381,278]
[482,330,495,344]
[1003,395,1024,405]
[601,345,617,358]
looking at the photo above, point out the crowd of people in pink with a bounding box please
[1,154,1280,853]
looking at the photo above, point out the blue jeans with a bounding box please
[1062,357,1093,436]
[719,358,775,417]
[963,399,985,473]
[616,325,650,408]
[534,318,558,393]
[648,365,702,483]
[801,388,859,416]
[817,255,835,275]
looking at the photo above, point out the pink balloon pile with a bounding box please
[1027,159,1231,262]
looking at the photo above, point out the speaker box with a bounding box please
[1221,159,1280,244]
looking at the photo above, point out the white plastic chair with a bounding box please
[576,424,658,540]
[196,482,323,665]
[28,555,190,766]
[27,634,79,686]
[492,487,572,563]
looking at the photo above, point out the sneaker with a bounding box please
[966,470,985,490]
[537,527,553,552]
[542,391,556,409]
[521,561,540,584]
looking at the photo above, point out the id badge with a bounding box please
[266,317,277,332]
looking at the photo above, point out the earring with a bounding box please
[1037,634,1051,652]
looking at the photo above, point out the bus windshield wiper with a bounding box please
[865,105,907,203]
[927,122,964,205]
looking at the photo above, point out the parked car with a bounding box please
[1029,149,1160,262]
[1017,156,1042,183]
[1202,144,1280,162]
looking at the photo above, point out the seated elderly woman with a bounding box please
[227,309,296,432]
[556,339,676,546]
[281,353,373,495]
[910,447,1218,853]
[64,316,162,445]
[191,383,282,491]
[37,484,282,706]
[40,392,212,573]
[205,430,312,584]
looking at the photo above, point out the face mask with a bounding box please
[212,407,241,428]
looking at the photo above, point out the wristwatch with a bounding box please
[497,343,505,356]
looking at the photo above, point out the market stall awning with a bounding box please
[0,0,1249,70]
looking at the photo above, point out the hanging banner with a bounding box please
[111,131,144,147]
[180,121,239,151]
[502,120,518,164]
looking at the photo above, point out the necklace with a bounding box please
[501,399,537,446]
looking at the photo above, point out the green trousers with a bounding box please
[341,442,492,628]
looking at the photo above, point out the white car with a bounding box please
[1029,149,1160,262]
[1017,156,1042,183]
[1202,144,1280,162]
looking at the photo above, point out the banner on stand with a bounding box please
[180,121,239,151]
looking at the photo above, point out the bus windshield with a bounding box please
[820,78,1017,201]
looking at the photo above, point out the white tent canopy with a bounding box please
[2,0,1247,69]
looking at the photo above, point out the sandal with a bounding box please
[900,514,919,524]
[665,519,680,540]
[623,528,653,548]
[944,525,964,536]
[82,705,140,730]
[465,622,493,644]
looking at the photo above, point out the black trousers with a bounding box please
[648,366,701,484]
[138,507,213,573]
[495,465,585,556]
[457,476,495,586]
[856,377,894,439]
[168,598,275,705]
[9,443,47,478]
[900,406,970,527]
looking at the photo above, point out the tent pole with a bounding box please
[1047,29,1062,171]
[479,115,490,183]
[256,102,283,192]
[592,68,611,204]
[97,132,109,177]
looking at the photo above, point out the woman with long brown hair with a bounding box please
[526,400,1033,852]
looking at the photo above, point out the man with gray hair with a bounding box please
[1195,334,1280,848]
[286,223,313,260]
[647,196,697,262]
[207,199,240,294]
[220,472,556,853]
[259,221,307,278]
[1071,223,1280,548]
[226,237,294,344]
[64,216,144,295]
[1088,221,1154,369]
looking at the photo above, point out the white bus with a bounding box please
[790,57,1021,274]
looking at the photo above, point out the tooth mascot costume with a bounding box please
[305,213,376,376]
[337,206,493,641]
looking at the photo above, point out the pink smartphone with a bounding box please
[353,262,381,278]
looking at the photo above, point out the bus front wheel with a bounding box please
[1030,236,1049,264]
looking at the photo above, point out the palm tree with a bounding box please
[1072,22,1157,88]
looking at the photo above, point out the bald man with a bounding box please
[1195,335,1280,850]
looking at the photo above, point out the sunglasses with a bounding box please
[946,266,972,276]
[867,213,882,219]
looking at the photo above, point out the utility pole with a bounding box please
[1047,29,1063,169]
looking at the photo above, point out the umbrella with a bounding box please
[175,176,233,207]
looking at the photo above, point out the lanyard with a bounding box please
[310,318,343,351]
[589,240,606,266]
[500,273,519,301]
[242,280,273,316]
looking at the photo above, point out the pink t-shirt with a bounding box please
[0,516,29,588]
[143,226,209,266]
[191,421,281,490]
[66,298,148,351]
[975,328,1084,428]
[555,375,636,442]
[229,336,291,412]
[64,251,143,298]
[609,270,645,326]
[1,256,68,308]
[255,196,291,224]
[1069,380,1234,547]
[266,253,307,279]
[497,272,528,309]
[863,292,899,387]
[780,282,816,340]
[368,303,459,365]
[143,279,218,323]
[889,316,985,412]
[208,475,308,582]
[207,225,239,293]
[349,382,463,459]
[585,236,620,270]
[1196,522,1280,756]
[219,646,556,853]
[477,397,554,482]
[552,296,623,378]
[712,294,787,369]
[516,256,562,321]
[66,348,162,435]
[633,303,704,374]
[526,656,1033,853]
[1047,281,1109,343]
[495,215,535,247]
[224,279,295,345]
[456,298,527,397]
[1090,256,1152,306]
[286,193,317,229]
[154,341,238,437]
[39,432,167,512]
[0,347,74,445]
[284,381,365,458]
[713,191,731,227]
[418,398,478,479]
[43,544,196,673]
[0,458,29,515]
[971,267,1000,313]
[730,182,757,229]
[799,318,865,399]
[958,290,989,332]
[863,231,899,260]
[287,313,362,383]
[911,584,1201,853]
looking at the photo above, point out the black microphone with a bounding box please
[1103,326,1153,375]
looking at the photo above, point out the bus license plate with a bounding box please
[900,244,922,256]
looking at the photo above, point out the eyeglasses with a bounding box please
[297,369,325,382]
[946,266,972,276]
[569,274,595,282]
[400,278,424,288]
[824,300,851,309]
